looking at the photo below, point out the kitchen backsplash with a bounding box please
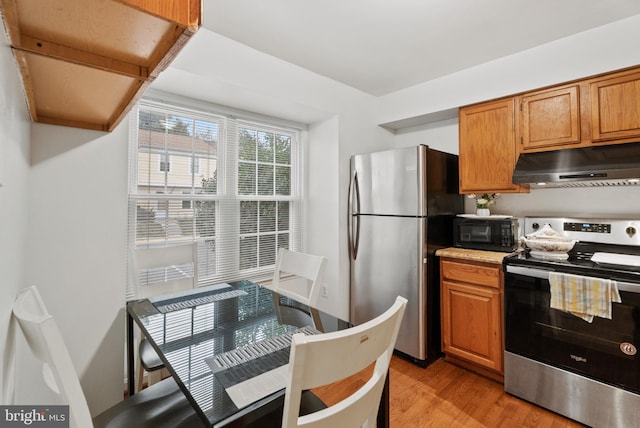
[465,186,640,220]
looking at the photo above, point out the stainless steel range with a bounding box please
[503,217,640,428]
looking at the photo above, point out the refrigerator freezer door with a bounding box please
[351,145,425,216]
[350,215,426,360]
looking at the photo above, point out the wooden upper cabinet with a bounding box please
[0,0,201,132]
[517,66,640,152]
[590,70,640,142]
[457,65,640,191]
[459,98,527,194]
[519,85,580,150]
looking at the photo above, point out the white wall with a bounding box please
[304,116,339,313]
[18,122,129,414]
[394,118,459,154]
[378,14,640,126]
[0,35,31,405]
[478,187,640,219]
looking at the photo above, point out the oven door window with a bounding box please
[505,272,640,395]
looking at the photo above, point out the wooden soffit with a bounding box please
[0,0,201,131]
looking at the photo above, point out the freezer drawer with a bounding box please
[350,215,426,360]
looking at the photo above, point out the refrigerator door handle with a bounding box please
[348,170,360,259]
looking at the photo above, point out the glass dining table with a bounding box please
[126,280,390,427]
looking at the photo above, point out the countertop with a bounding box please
[435,247,517,265]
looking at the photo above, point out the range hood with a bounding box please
[512,142,640,188]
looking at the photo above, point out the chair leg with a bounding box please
[310,307,324,332]
[147,369,163,387]
[136,360,145,392]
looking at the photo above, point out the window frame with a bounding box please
[127,99,302,299]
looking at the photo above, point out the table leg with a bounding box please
[127,310,135,397]
[377,371,390,428]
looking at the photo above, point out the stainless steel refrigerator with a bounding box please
[348,145,463,366]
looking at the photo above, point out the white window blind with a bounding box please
[127,100,301,299]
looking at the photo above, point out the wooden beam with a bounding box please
[0,0,21,45]
[107,79,147,132]
[147,26,194,78]
[14,35,149,80]
[11,50,38,121]
[107,27,197,131]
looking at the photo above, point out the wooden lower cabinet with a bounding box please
[440,258,503,381]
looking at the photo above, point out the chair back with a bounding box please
[282,296,407,428]
[12,286,94,428]
[271,248,327,306]
[131,242,198,299]
[129,243,198,391]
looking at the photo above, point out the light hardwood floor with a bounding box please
[313,356,586,428]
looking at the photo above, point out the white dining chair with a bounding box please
[12,285,204,428]
[254,295,407,428]
[269,248,328,331]
[129,242,198,391]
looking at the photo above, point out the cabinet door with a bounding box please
[459,98,525,193]
[520,85,580,150]
[441,280,502,372]
[591,71,640,142]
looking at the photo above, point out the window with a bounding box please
[237,126,293,269]
[182,192,192,210]
[159,154,171,172]
[128,100,301,298]
[190,157,200,174]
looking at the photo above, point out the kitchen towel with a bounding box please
[549,272,621,322]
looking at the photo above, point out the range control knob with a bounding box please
[531,222,540,230]
[626,226,637,238]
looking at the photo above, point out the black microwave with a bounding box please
[453,217,519,252]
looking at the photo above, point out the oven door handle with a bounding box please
[506,265,640,293]
[506,265,552,280]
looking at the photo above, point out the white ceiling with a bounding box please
[203,0,640,96]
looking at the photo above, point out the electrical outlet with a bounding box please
[321,283,328,298]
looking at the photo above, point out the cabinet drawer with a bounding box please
[441,260,500,289]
